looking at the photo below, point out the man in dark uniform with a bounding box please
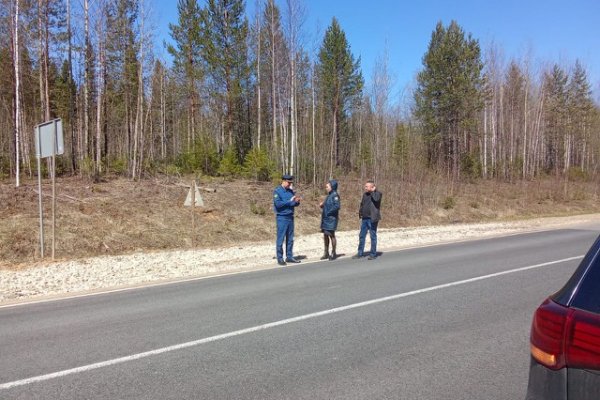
[273,174,301,266]
[352,180,382,260]
[319,179,340,261]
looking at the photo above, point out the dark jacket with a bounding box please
[359,190,382,222]
[273,185,299,217]
[321,180,340,231]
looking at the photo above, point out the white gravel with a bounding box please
[2,214,599,304]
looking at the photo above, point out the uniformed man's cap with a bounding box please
[282,174,294,181]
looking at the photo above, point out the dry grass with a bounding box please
[2,174,600,270]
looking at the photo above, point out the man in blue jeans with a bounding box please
[273,174,302,266]
[352,180,382,260]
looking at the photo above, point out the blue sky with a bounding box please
[153,0,600,102]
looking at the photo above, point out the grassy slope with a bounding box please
[1,174,599,269]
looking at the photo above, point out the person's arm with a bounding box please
[358,195,364,219]
[273,189,288,211]
[371,190,382,204]
[329,194,340,215]
[290,192,301,207]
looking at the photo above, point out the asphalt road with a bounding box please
[1,227,599,399]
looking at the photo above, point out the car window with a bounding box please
[571,247,600,314]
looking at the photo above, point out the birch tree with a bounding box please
[284,0,305,176]
[13,0,21,186]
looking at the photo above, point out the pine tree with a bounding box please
[504,61,526,179]
[105,0,139,171]
[543,64,568,175]
[414,20,484,179]
[567,60,594,172]
[168,0,203,151]
[200,0,250,160]
[317,17,363,175]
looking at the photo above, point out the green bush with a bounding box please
[175,152,194,173]
[0,154,9,175]
[175,136,219,175]
[109,157,128,175]
[442,196,456,210]
[55,156,71,176]
[567,167,588,182]
[243,147,276,181]
[571,190,587,201]
[217,147,242,178]
[194,137,219,175]
[80,156,95,177]
[162,163,182,177]
[460,153,481,180]
[250,201,267,215]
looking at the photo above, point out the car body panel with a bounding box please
[525,234,600,399]
[567,369,600,399]
[525,358,567,400]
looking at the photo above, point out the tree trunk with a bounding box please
[14,0,21,187]
[255,5,261,149]
[96,37,104,175]
[290,56,296,176]
[38,0,46,120]
[483,103,488,178]
[311,65,316,185]
[83,0,90,165]
[43,0,50,120]
[67,0,77,172]
[160,69,166,159]
[269,0,277,164]
[523,81,528,178]
[132,49,144,180]
[330,107,337,177]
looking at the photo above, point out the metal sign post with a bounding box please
[191,181,195,247]
[52,121,57,259]
[34,119,64,260]
[183,180,204,247]
[36,126,44,258]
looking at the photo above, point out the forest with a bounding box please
[1,0,599,188]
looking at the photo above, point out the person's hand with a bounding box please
[319,201,324,208]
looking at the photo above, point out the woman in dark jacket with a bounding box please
[319,179,340,260]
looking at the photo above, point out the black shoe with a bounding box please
[286,257,301,264]
[320,253,329,260]
[329,253,337,261]
[367,255,377,260]
[351,254,364,259]
[277,259,287,266]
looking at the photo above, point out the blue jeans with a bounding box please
[357,218,378,257]
[276,216,294,260]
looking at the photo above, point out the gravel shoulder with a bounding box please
[2,214,599,305]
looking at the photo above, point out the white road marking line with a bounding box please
[0,255,582,390]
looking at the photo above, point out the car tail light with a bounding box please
[566,308,600,370]
[530,299,570,370]
[530,298,600,371]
